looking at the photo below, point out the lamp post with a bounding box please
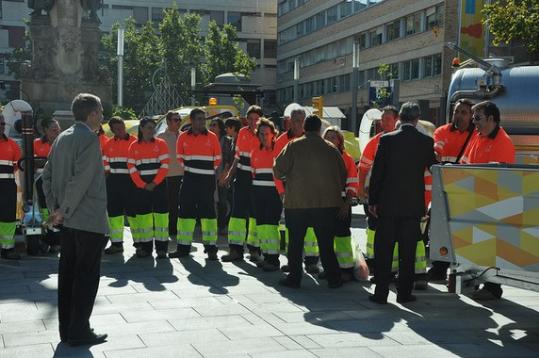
[190,67,196,106]
[350,38,359,134]
[293,57,300,103]
[117,28,125,107]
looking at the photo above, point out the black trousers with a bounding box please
[285,208,341,285]
[374,216,420,298]
[230,170,256,252]
[166,175,182,237]
[58,228,106,340]
[0,180,16,222]
[107,174,136,218]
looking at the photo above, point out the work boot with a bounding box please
[205,246,218,261]
[135,248,150,258]
[221,248,243,262]
[248,249,263,263]
[281,264,290,272]
[1,249,21,260]
[104,243,124,255]
[261,261,280,272]
[305,264,320,275]
[414,279,428,290]
[156,250,168,259]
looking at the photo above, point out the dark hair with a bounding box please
[71,93,101,122]
[399,102,421,123]
[455,98,474,110]
[246,105,263,117]
[304,114,322,132]
[381,105,399,118]
[255,117,277,149]
[211,118,226,137]
[190,108,206,121]
[40,118,59,142]
[166,111,180,122]
[225,117,242,133]
[472,100,500,124]
[108,116,124,129]
[137,117,157,142]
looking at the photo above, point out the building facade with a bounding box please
[276,0,459,126]
[0,0,277,104]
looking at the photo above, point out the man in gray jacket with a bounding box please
[43,93,108,346]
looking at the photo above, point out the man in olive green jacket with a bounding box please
[274,114,347,289]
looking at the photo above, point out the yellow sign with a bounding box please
[459,0,486,58]
[312,96,323,116]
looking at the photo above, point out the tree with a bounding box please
[482,0,539,61]
[204,21,256,82]
[101,18,160,113]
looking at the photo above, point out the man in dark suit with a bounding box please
[42,93,109,346]
[368,102,437,304]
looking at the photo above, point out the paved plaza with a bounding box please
[1,209,538,358]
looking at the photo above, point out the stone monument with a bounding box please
[22,0,111,120]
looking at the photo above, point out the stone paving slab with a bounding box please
[1,216,539,357]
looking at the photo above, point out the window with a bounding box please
[247,40,261,59]
[339,1,353,19]
[390,63,399,79]
[433,53,442,75]
[359,32,367,49]
[369,30,381,47]
[264,40,277,59]
[340,74,351,92]
[227,12,242,31]
[402,61,411,80]
[326,6,338,25]
[279,26,296,44]
[424,55,433,77]
[0,58,5,75]
[296,22,305,37]
[315,12,326,30]
[406,12,422,36]
[151,7,163,22]
[386,20,400,41]
[133,6,148,24]
[353,0,369,13]
[426,5,444,30]
[210,11,224,26]
[411,58,420,79]
[305,17,314,34]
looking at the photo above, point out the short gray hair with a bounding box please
[290,108,306,121]
[399,102,421,123]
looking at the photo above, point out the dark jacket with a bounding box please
[369,124,437,217]
[274,133,346,209]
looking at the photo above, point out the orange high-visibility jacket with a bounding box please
[127,138,169,188]
[251,146,282,192]
[343,150,359,197]
[357,132,383,190]
[235,126,258,172]
[273,130,301,194]
[176,129,221,176]
[433,123,474,163]
[103,135,137,174]
[33,138,51,158]
[461,127,515,164]
[0,137,21,180]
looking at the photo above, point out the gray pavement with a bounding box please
[1,210,539,357]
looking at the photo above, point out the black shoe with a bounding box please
[156,250,168,259]
[317,271,327,280]
[67,332,108,346]
[1,249,21,260]
[261,262,280,272]
[281,264,290,272]
[221,249,243,262]
[397,294,417,304]
[328,280,343,289]
[279,278,300,289]
[104,244,124,255]
[207,250,218,261]
[368,295,387,304]
[414,280,428,291]
[305,264,320,275]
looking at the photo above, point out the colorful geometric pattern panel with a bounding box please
[441,167,539,272]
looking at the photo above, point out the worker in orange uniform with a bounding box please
[357,106,399,271]
[221,106,263,262]
[0,115,22,260]
[34,118,61,253]
[127,117,169,259]
[323,126,358,281]
[102,117,137,255]
[274,108,321,274]
[461,101,515,301]
[170,108,222,260]
[97,125,109,153]
[250,118,282,271]
[429,99,475,281]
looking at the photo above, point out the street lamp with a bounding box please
[293,57,300,103]
[117,28,125,107]
[350,38,360,134]
[190,67,196,106]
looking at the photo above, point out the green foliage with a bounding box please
[112,106,137,120]
[482,0,539,60]
[377,63,391,80]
